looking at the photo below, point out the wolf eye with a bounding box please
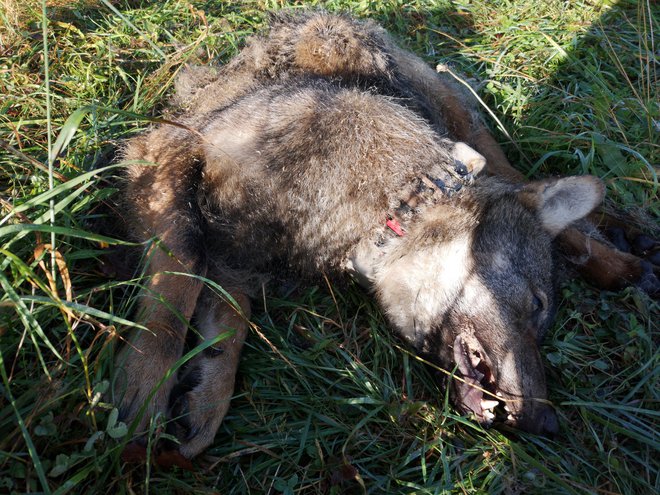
[530,292,551,342]
[531,292,546,315]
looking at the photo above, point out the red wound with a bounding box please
[386,217,405,236]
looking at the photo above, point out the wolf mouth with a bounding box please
[452,335,514,425]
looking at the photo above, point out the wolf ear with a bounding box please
[519,176,605,236]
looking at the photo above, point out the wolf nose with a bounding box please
[540,406,559,437]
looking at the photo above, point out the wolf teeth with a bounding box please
[481,399,499,410]
[506,414,514,421]
[483,410,495,421]
[496,391,503,397]
[503,404,510,412]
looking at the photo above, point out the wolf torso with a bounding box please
[195,80,471,276]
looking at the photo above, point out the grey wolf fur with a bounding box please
[113,11,605,458]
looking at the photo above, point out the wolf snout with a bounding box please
[515,404,559,437]
[538,405,559,437]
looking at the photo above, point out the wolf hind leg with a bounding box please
[266,12,390,79]
[168,282,251,458]
[281,13,519,178]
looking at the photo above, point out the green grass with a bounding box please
[1,0,658,493]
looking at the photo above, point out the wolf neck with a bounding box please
[343,174,475,289]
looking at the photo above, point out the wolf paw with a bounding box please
[167,365,235,458]
[115,368,173,437]
[114,334,179,437]
[605,227,660,296]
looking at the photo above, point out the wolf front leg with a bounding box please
[168,286,251,458]
[114,244,207,435]
[113,126,208,437]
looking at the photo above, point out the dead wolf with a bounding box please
[113,11,648,459]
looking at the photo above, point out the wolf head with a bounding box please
[371,175,604,435]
